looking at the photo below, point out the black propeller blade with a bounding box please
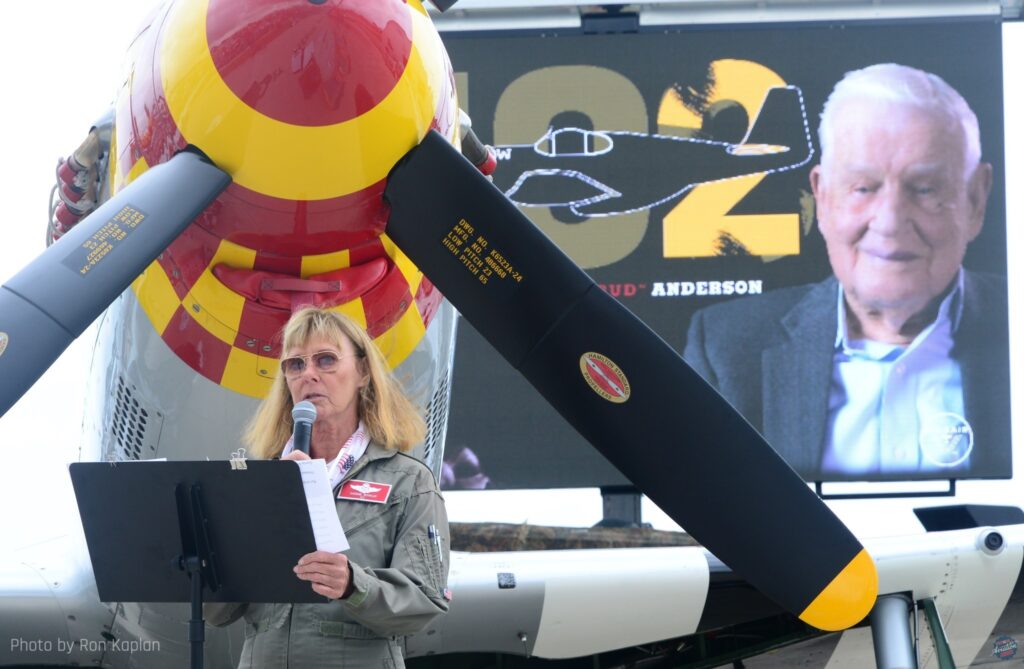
[385,130,877,632]
[0,150,231,418]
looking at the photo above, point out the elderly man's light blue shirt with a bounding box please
[820,272,971,477]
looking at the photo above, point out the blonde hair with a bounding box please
[245,308,426,459]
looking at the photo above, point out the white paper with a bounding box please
[296,459,349,552]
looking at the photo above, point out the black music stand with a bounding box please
[70,461,326,669]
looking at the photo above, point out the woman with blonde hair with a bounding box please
[207,307,450,669]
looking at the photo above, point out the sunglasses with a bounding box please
[280,350,361,378]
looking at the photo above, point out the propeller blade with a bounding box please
[0,150,230,418]
[385,130,877,631]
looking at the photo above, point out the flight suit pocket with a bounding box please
[243,603,292,637]
[411,534,444,595]
[342,499,399,537]
[239,604,292,668]
[316,621,400,667]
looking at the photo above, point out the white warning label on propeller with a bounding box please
[0,332,8,358]
[580,352,630,404]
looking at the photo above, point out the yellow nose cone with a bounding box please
[799,549,879,631]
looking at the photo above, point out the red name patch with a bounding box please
[338,479,392,504]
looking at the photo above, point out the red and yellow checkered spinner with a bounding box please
[112,0,458,398]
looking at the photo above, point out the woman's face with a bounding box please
[283,334,367,429]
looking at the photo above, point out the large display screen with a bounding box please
[440,18,1008,488]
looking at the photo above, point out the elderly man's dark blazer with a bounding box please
[682,271,1011,480]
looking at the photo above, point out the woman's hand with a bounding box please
[294,551,353,600]
[281,451,310,461]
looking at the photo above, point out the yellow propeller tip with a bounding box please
[799,549,879,631]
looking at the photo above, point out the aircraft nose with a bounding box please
[206,0,413,127]
[159,0,447,202]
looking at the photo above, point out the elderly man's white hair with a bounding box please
[818,63,982,174]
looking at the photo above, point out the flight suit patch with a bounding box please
[338,479,393,504]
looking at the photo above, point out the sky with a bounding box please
[0,3,1021,544]
[0,1,163,543]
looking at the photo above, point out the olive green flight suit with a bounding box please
[206,442,450,668]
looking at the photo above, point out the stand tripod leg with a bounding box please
[189,563,205,669]
[176,482,217,669]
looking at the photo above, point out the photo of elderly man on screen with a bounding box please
[684,63,1011,482]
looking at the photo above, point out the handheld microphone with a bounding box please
[291,400,317,455]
